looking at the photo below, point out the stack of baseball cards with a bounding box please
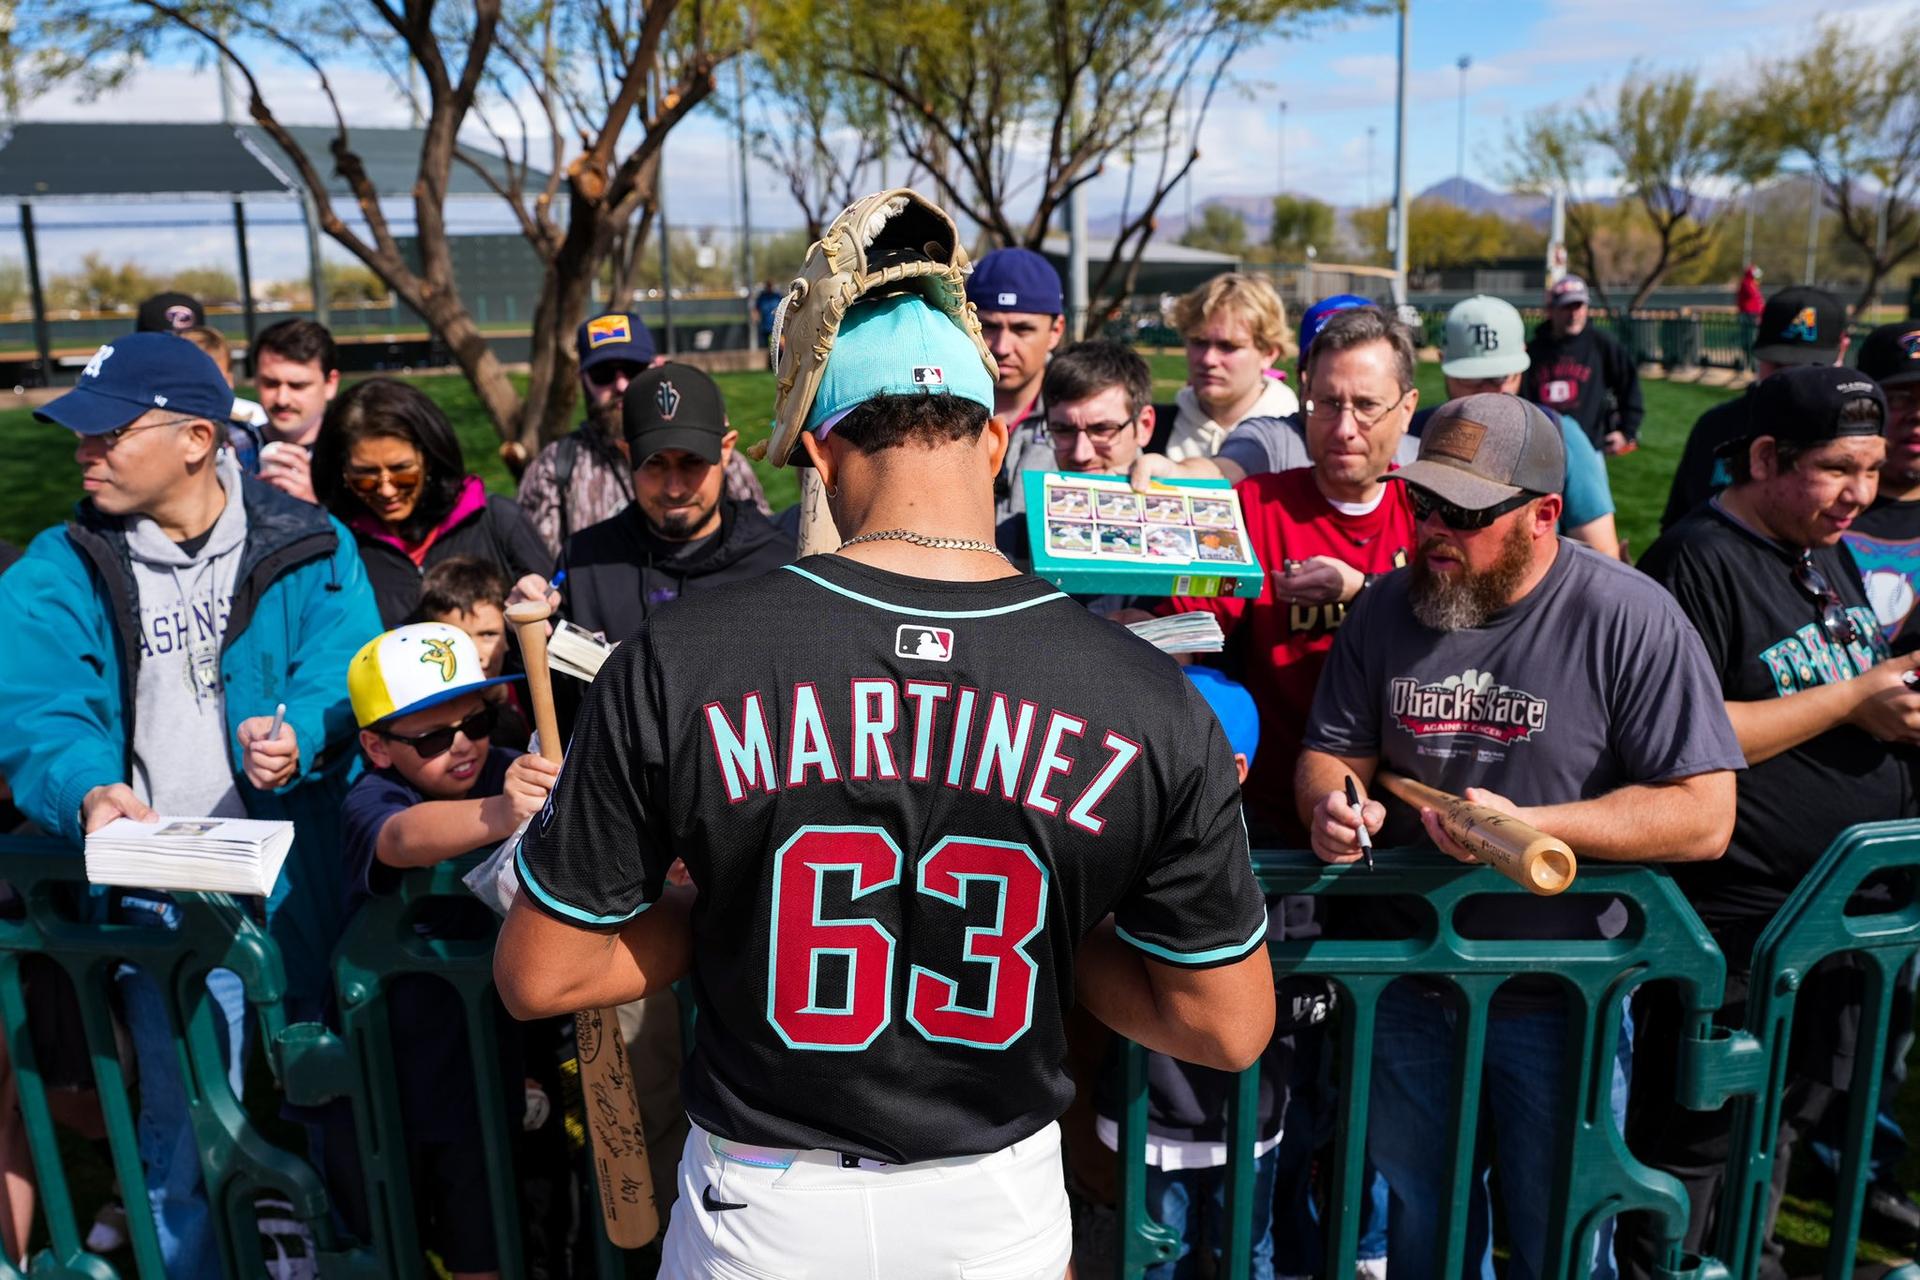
[85,816,294,896]
[1023,471,1262,598]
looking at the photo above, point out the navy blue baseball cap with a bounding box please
[1299,294,1372,357]
[575,312,656,372]
[36,333,234,436]
[967,248,1063,316]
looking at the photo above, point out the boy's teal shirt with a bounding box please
[0,474,382,1006]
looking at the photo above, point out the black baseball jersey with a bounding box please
[517,554,1267,1163]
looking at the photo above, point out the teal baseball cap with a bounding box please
[807,293,997,437]
[1441,295,1530,380]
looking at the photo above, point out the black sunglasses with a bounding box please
[584,360,645,388]
[378,704,498,759]
[1792,551,1864,648]
[1407,485,1539,531]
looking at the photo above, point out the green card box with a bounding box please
[1023,470,1263,598]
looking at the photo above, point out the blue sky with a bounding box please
[10,0,1907,284]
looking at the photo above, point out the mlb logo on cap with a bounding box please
[913,367,945,386]
[587,314,633,349]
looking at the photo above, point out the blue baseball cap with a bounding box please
[807,294,996,436]
[966,247,1064,317]
[36,333,234,436]
[1184,666,1258,767]
[575,312,656,372]
[1299,294,1373,358]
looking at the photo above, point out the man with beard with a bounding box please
[1625,366,1920,1276]
[1295,394,1742,1279]
[515,312,770,559]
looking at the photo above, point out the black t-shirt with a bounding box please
[518,554,1268,1164]
[1659,390,1754,532]
[1844,495,1920,651]
[1524,325,1642,446]
[1639,505,1914,932]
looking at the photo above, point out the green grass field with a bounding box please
[2,359,1915,1270]
[0,356,1709,553]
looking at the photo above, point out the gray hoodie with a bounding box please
[126,450,250,818]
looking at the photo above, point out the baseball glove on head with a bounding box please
[758,188,996,467]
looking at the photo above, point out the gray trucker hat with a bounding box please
[1394,393,1566,509]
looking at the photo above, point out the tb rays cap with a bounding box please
[136,291,205,334]
[35,333,234,435]
[1856,320,1920,390]
[624,363,728,464]
[1393,393,1566,509]
[966,247,1063,316]
[807,293,997,438]
[1441,295,1531,380]
[1184,666,1259,768]
[575,312,657,373]
[348,623,520,729]
[1754,286,1845,366]
[1731,364,1885,451]
[1547,276,1589,308]
[1299,294,1373,359]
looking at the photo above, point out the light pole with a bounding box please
[1366,126,1377,208]
[1455,55,1471,205]
[1278,100,1289,197]
[1391,0,1410,302]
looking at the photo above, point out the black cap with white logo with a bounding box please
[623,363,728,463]
[1743,364,1885,446]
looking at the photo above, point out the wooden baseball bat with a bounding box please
[506,598,661,1248]
[796,466,841,556]
[1375,773,1578,896]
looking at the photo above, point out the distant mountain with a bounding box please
[1415,178,1553,227]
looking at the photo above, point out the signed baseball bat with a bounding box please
[506,599,660,1247]
[796,467,841,556]
[1375,773,1578,896]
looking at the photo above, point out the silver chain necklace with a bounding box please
[838,528,1009,560]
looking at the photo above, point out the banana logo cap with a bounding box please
[347,623,521,729]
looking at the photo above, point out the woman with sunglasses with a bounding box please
[314,378,552,626]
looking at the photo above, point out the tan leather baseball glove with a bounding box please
[757,188,996,467]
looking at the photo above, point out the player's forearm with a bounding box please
[376,797,516,869]
[1517,771,1735,863]
[1075,919,1274,1072]
[494,886,694,1020]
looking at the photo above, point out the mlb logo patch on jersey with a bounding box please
[586,314,632,349]
[912,367,945,386]
[895,624,954,661]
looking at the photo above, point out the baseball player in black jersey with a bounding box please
[495,291,1275,1278]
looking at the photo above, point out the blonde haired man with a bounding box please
[1161,273,1299,460]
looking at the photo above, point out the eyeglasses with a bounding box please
[1792,551,1863,648]
[95,415,202,448]
[1048,414,1139,444]
[342,461,425,495]
[377,704,498,760]
[584,360,645,388]
[1407,485,1539,531]
[1303,388,1411,428]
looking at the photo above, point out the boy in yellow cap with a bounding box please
[342,622,560,1279]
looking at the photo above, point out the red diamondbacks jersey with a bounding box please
[517,554,1268,1164]
[1163,469,1415,838]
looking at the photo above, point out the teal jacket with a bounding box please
[0,477,382,1006]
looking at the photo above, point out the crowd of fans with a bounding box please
[0,249,1915,1280]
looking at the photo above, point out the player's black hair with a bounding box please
[312,377,468,543]
[252,317,339,376]
[830,392,990,454]
[1302,306,1417,392]
[415,555,510,620]
[1042,340,1153,419]
[1728,395,1884,484]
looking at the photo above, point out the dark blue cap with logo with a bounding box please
[575,312,657,372]
[966,248,1063,317]
[1299,294,1372,358]
[35,333,234,436]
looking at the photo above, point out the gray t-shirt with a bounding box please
[1303,539,1745,949]
[1217,413,1421,479]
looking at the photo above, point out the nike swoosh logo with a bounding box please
[703,1186,748,1213]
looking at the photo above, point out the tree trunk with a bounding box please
[418,293,527,448]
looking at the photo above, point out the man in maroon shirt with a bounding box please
[1162,307,1420,838]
